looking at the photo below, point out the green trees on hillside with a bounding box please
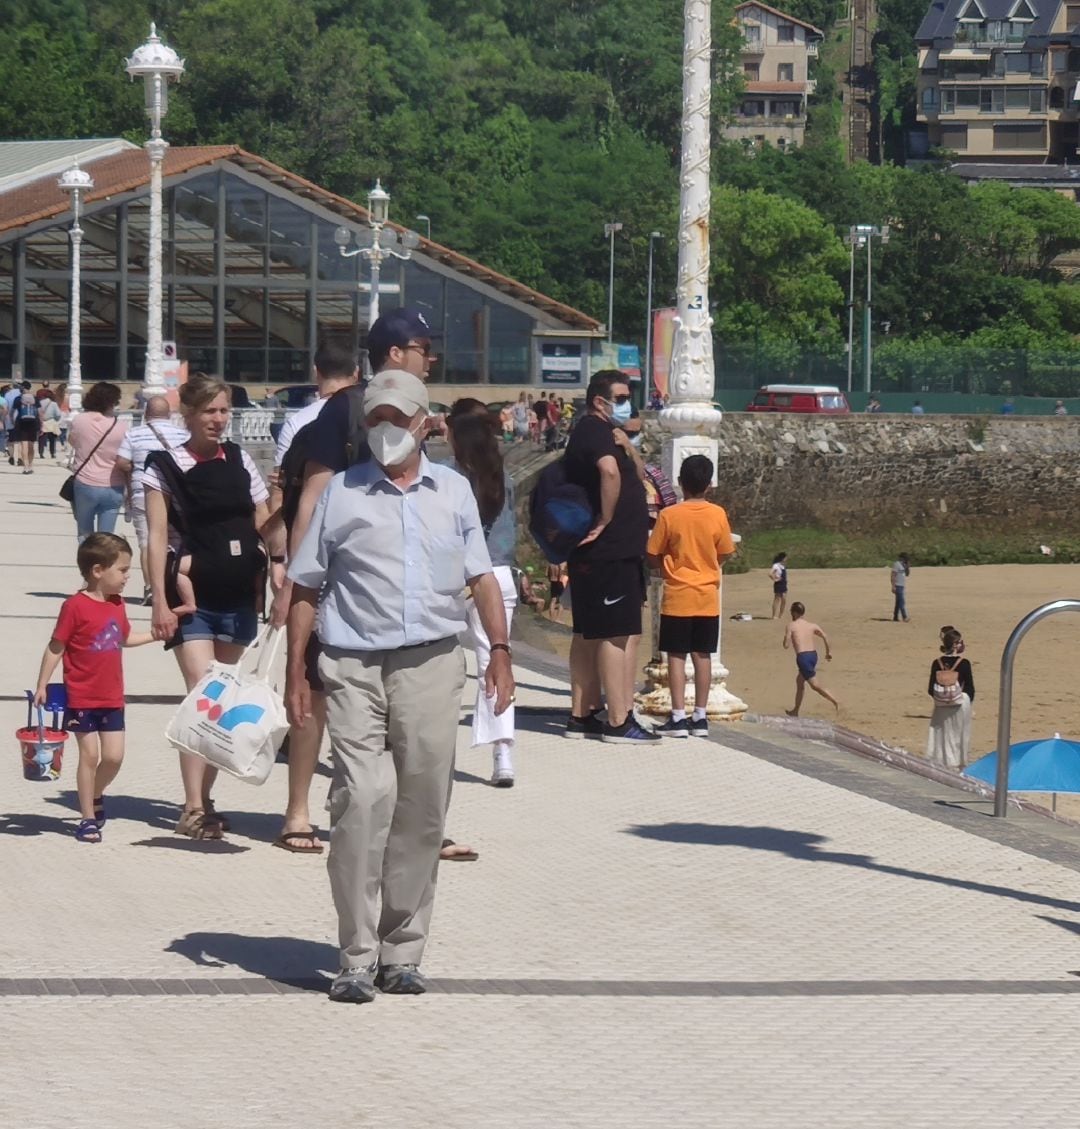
[3,0,1080,380]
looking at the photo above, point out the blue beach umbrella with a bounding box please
[965,735,1080,807]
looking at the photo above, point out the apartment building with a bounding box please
[916,0,1080,161]
[725,2,824,149]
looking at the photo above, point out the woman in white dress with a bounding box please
[926,628,974,769]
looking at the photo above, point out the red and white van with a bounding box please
[745,385,850,414]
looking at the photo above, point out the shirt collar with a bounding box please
[359,452,439,495]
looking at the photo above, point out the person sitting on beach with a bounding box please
[783,602,839,717]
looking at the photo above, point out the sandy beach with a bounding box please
[718,563,1080,814]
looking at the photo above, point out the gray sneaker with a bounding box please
[329,964,377,1004]
[376,963,429,995]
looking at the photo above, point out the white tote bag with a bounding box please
[165,626,288,785]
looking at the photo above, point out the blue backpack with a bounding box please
[528,458,594,563]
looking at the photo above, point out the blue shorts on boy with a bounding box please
[796,651,818,680]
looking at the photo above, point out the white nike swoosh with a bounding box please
[603,596,626,606]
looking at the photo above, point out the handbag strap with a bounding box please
[240,624,284,681]
[71,417,117,482]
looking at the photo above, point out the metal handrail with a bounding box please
[994,599,1080,816]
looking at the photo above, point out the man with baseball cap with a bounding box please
[286,369,514,1004]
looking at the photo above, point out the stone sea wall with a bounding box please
[642,414,1080,533]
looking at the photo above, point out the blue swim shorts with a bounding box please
[64,707,125,733]
[795,651,818,681]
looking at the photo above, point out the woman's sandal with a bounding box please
[203,800,230,833]
[93,797,106,827]
[75,818,101,844]
[174,808,224,840]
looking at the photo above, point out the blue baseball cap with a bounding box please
[366,308,433,357]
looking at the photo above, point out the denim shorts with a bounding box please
[169,605,259,650]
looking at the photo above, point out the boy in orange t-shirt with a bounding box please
[645,455,736,738]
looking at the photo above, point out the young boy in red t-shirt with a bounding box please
[34,533,154,843]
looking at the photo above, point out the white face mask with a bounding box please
[368,418,421,467]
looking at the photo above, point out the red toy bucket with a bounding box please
[17,711,67,781]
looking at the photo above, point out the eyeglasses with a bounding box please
[403,343,437,361]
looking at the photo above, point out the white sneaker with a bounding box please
[491,746,515,788]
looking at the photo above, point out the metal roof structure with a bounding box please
[0,140,599,332]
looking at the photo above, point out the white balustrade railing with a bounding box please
[116,408,279,445]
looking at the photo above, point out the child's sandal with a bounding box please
[75,818,101,844]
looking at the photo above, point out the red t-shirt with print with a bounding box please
[52,592,130,709]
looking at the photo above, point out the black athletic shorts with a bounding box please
[659,614,720,656]
[567,557,645,640]
[15,418,38,441]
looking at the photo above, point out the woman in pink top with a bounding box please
[67,382,128,542]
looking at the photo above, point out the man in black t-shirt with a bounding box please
[562,371,656,744]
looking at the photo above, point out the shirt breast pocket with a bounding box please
[430,535,467,595]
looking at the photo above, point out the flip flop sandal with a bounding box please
[273,830,324,854]
[174,808,224,841]
[440,838,479,862]
[75,818,101,844]
[93,797,106,827]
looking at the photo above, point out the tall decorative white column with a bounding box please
[58,163,93,415]
[638,0,747,720]
[126,24,185,397]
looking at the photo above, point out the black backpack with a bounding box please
[528,458,595,564]
[279,385,369,534]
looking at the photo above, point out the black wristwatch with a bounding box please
[269,554,286,564]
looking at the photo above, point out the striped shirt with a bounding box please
[116,421,190,512]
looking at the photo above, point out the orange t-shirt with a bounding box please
[646,499,735,617]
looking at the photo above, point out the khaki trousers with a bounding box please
[320,638,465,971]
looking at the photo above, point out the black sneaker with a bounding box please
[564,711,604,740]
[690,716,709,738]
[655,716,690,738]
[329,964,377,1004]
[376,963,428,995]
[602,716,661,744]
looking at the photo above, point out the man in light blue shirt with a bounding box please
[287,369,514,1004]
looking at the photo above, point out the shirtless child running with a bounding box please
[783,601,839,716]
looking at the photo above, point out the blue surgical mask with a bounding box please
[610,400,633,424]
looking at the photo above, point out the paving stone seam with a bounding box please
[3,977,1080,997]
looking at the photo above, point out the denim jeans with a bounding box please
[72,481,124,542]
[893,587,908,621]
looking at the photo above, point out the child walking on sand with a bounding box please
[783,601,839,716]
[645,454,736,738]
[34,533,154,843]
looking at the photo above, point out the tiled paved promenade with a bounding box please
[3,463,1080,1128]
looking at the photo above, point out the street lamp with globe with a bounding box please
[335,180,421,344]
[125,23,185,398]
[58,163,94,415]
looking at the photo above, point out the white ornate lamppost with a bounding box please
[58,163,94,414]
[639,0,747,721]
[125,23,185,397]
[335,181,421,335]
